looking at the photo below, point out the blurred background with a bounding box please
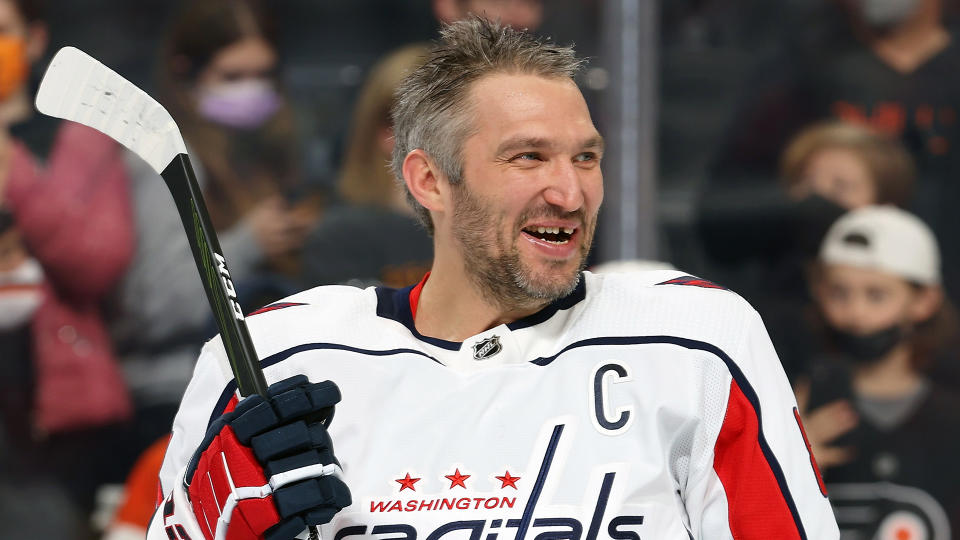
[2,0,960,538]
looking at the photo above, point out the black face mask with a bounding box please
[828,324,905,364]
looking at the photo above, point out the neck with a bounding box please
[852,342,924,399]
[414,240,548,342]
[0,89,32,127]
[865,0,949,73]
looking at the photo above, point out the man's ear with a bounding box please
[402,149,446,215]
[909,284,943,324]
[24,21,48,63]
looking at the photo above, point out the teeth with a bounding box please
[527,226,573,236]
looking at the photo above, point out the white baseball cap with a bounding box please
[820,205,940,285]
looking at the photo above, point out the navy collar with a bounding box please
[375,274,587,351]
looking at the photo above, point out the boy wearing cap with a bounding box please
[799,205,960,539]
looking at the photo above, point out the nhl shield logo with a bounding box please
[472,335,502,360]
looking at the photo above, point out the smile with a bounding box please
[521,226,577,245]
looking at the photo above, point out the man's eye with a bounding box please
[513,152,542,161]
[575,152,597,162]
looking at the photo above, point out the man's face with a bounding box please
[444,73,603,309]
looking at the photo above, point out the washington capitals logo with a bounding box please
[473,335,502,360]
[348,424,648,539]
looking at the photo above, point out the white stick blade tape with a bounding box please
[35,46,187,175]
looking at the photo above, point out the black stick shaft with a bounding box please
[160,154,268,397]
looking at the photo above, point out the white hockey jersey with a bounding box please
[148,270,840,539]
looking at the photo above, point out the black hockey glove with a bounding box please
[184,375,351,540]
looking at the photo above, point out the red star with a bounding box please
[896,528,911,540]
[395,473,420,492]
[445,468,471,489]
[495,470,521,489]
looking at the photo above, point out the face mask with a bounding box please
[856,0,920,29]
[828,324,904,364]
[197,79,281,130]
[0,257,44,330]
[0,36,28,102]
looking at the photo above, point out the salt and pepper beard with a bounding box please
[451,181,596,312]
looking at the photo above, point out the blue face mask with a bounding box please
[197,79,281,130]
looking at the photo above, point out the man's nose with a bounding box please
[542,159,585,211]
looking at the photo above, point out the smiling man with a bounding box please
[398,68,604,338]
[149,17,839,540]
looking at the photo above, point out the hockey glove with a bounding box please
[184,375,351,540]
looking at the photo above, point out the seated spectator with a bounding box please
[708,0,960,305]
[798,205,960,538]
[302,44,433,288]
[109,0,316,471]
[781,120,915,211]
[0,0,135,534]
[700,121,920,381]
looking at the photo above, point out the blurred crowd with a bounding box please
[1,0,959,539]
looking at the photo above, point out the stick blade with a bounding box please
[35,46,187,175]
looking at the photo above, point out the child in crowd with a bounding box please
[780,120,915,210]
[799,205,960,539]
[302,44,433,288]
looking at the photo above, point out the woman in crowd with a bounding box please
[0,0,134,536]
[109,0,317,478]
[798,206,960,538]
[302,44,433,288]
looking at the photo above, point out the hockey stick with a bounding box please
[35,47,269,398]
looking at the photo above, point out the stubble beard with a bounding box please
[451,184,595,312]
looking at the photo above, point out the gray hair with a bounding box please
[390,16,585,234]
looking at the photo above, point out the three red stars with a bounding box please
[395,473,420,491]
[495,470,521,489]
[395,469,521,491]
[445,468,471,489]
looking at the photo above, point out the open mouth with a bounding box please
[521,225,577,245]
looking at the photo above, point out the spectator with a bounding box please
[707,0,960,304]
[700,121,919,381]
[798,205,960,538]
[158,0,317,276]
[433,0,543,30]
[781,120,915,210]
[109,0,315,469]
[0,0,135,534]
[302,44,433,288]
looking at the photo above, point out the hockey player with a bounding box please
[148,17,840,540]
